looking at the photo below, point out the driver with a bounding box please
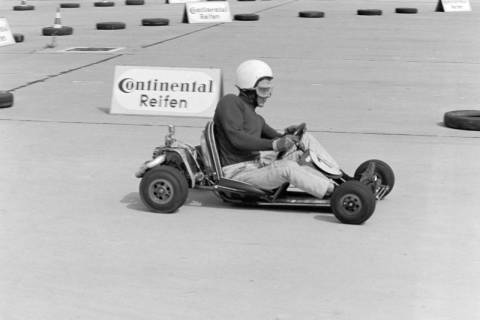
[213,59,349,199]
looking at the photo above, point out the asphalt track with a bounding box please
[1,0,480,319]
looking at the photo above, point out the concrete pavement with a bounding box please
[1,0,479,319]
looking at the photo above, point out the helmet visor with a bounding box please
[255,79,273,98]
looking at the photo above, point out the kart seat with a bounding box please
[201,121,270,197]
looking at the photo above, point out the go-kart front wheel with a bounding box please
[331,180,376,225]
[354,159,395,198]
[139,166,189,213]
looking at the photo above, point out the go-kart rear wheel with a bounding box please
[331,180,376,224]
[354,159,395,197]
[139,166,188,213]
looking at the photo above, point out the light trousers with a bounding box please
[222,133,340,199]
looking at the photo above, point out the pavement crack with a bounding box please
[1,118,479,139]
[9,0,298,91]
[142,24,224,49]
[8,54,124,92]
[254,0,299,13]
[141,0,298,49]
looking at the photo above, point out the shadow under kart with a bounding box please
[135,122,395,225]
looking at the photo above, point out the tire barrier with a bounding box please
[298,11,325,18]
[444,110,480,131]
[0,91,14,109]
[234,13,259,21]
[9,3,440,42]
[42,26,73,36]
[60,3,81,8]
[126,0,145,5]
[357,9,382,16]
[94,1,115,7]
[96,22,127,30]
[395,8,418,14]
[13,33,24,42]
[13,5,34,11]
[142,18,170,26]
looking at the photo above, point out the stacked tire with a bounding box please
[0,91,14,109]
[142,18,169,26]
[42,26,73,36]
[444,110,480,131]
[96,22,126,30]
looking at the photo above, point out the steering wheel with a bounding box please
[292,122,306,140]
[277,122,307,159]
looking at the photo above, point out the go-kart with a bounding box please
[135,122,395,224]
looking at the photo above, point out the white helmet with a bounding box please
[235,60,273,90]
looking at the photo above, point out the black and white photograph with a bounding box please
[1,0,479,319]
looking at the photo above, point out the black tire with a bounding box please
[299,11,324,18]
[142,18,169,26]
[60,3,80,8]
[444,110,480,131]
[0,91,14,109]
[395,7,418,14]
[94,1,115,7]
[126,0,145,5]
[42,26,74,36]
[234,13,259,21]
[354,159,395,198]
[96,22,126,30]
[139,166,189,213]
[331,180,376,225]
[13,5,35,10]
[357,9,382,16]
[13,33,24,43]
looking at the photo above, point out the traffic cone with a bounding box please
[42,7,73,36]
[53,7,62,29]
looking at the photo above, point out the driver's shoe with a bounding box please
[359,161,378,193]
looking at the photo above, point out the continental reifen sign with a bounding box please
[110,66,222,117]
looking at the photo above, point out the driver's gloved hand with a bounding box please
[284,124,306,135]
[273,135,300,152]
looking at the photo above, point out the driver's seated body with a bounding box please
[213,59,341,199]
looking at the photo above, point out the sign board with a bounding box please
[110,66,222,118]
[436,0,471,12]
[0,18,15,47]
[183,1,232,23]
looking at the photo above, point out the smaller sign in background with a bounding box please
[436,0,472,12]
[183,1,232,24]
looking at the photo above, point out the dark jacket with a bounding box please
[213,93,281,166]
